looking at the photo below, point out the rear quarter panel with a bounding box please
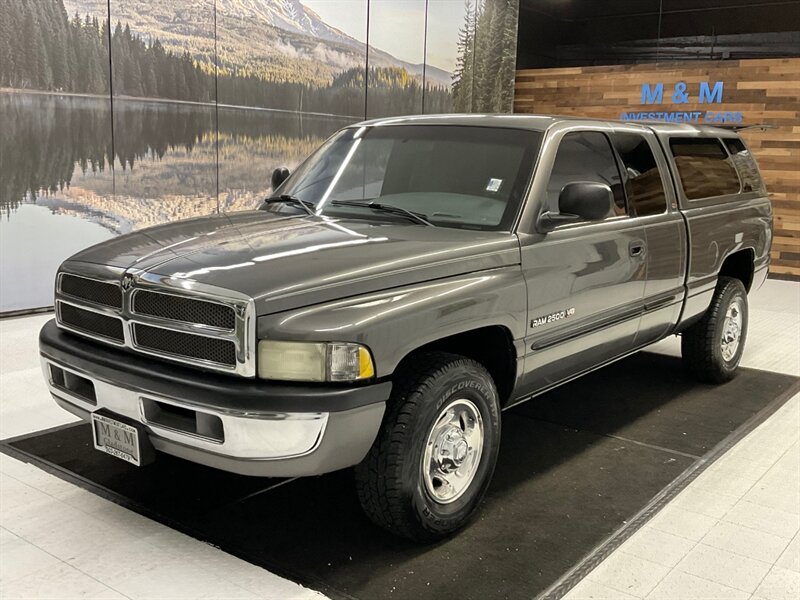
[678,197,772,325]
[655,130,772,325]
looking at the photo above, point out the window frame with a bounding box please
[609,130,671,218]
[542,128,630,230]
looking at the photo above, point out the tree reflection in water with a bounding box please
[0,92,350,228]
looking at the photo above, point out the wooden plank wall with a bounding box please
[514,59,800,279]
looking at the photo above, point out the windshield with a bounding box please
[269,125,542,231]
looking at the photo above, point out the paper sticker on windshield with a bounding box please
[486,178,503,193]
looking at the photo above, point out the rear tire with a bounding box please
[681,276,748,384]
[355,351,501,543]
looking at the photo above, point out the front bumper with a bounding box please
[39,319,389,477]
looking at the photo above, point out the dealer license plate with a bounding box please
[91,412,142,466]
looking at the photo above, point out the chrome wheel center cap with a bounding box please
[437,427,469,472]
[454,439,468,463]
[422,399,484,504]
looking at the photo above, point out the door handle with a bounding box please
[629,241,646,258]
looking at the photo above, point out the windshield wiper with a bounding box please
[264,194,316,216]
[330,200,434,227]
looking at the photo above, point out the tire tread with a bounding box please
[681,276,747,384]
[354,351,494,541]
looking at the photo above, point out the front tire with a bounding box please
[681,276,748,383]
[355,352,501,542]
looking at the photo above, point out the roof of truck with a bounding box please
[355,113,736,136]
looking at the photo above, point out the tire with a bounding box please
[354,351,501,542]
[681,276,748,384]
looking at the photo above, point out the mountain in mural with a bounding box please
[218,0,358,47]
[60,0,452,87]
[215,0,453,85]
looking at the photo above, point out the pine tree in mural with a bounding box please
[498,2,519,110]
[452,0,477,112]
[452,0,519,113]
[0,0,216,101]
[0,0,450,115]
[0,0,109,93]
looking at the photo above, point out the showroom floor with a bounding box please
[1,279,798,600]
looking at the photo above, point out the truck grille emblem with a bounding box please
[121,273,135,291]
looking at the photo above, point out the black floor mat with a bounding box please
[3,353,798,600]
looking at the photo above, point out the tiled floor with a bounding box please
[0,280,798,599]
[566,395,799,600]
[565,279,800,600]
[0,314,322,600]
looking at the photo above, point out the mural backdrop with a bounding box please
[0,0,520,313]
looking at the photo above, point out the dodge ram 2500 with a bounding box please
[40,115,772,541]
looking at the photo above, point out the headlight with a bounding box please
[257,340,375,382]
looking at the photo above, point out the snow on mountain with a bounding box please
[218,0,358,48]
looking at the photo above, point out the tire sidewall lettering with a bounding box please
[436,378,490,411]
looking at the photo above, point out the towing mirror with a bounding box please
[271,167,290,191]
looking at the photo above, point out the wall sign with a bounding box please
[620,81,743,124]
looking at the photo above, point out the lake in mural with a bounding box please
[0,91,350,311]
[0,0,519,312]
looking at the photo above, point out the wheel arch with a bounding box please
[393,325,519,405]
[719,247,756,292]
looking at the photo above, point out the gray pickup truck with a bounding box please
[39,115,771,541]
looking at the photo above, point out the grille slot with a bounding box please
[60,274,122,309]
[133,290,236,330]
[59,302,124,342]
[55,268,253,376]
[133,324,236,367]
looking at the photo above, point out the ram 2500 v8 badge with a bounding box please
[40,115,772,542]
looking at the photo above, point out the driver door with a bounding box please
[516,128,647,397]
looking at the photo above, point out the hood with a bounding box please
[67,211,521,314]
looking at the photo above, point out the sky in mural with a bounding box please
[304,0,463,73]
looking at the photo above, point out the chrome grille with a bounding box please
[54,267,255,376]
[58,302,124,342]
[133,324,237,366]
[132,290,235,330]
[59,274,122,308]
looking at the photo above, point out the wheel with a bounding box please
[681,276,748,384]
[354,351,501,542]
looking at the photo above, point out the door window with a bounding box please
[546,131,626,221]
[611,133,667,216]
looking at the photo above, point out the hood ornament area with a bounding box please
[121,272,136,291]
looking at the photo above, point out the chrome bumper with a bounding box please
[40,355,385,477]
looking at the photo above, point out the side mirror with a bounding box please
[537,181,614,232]
[559,181,614,220]
[271,167,290,191]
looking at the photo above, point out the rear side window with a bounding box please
[547,131,626,220]
[723,138,765,194]
[611,133,667,216]
[669,137,740,200]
